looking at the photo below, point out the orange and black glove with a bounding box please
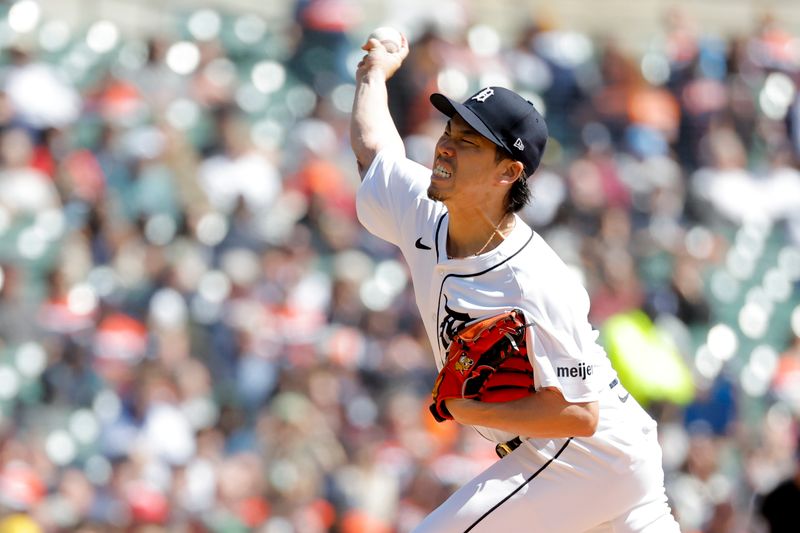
[430,309,535,422]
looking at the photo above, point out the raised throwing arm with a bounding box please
[350,33,409,177]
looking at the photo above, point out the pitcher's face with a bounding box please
[428,115,506,209]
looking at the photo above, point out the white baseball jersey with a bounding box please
[356,150,680,532]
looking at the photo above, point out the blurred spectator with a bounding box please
[0,127,60,215]
[2,47,81,130]
[757,438,800,533]
[691,125,756,224]
[197,107,281,217]
[289,0,362,95]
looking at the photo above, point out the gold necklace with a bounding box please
[450,213,514,258]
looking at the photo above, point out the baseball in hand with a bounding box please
[368,26,403,53]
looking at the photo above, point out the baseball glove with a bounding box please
[430,309,535,422]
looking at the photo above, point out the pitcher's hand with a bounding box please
[355,33,409,83]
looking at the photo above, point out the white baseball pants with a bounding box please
[412,402,680,532]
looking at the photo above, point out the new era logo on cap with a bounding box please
[430,86,548,176]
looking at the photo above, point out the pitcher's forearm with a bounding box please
[351,69,405,175]
[446,389,599,438]
[350,35,409,176]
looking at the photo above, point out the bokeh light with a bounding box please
[759,72,796,120]
[195,212,229,246]
[38,20,71,51]
[165,98,201,130]
[706,324,738,361]
[252,61,286,94]
[641,52,670,86]
[86,20,119,53]
[198,270,231,303]
[437,69,470,101]
[187,9,221,42]
[234,13,266,44]
[235,83,267,112]
[15,343,47,379]
[467,25,501,57]
[166,41,200,75]
[93,389,122,423]
[203,57,237,89]
[67,283,98,316]
[17,226,47,259]
[0,366,20,400]
[778,245,800,281]
[150,288,187,329]
[45,430,77,466]
[69,409,101,445]
[144,214,177,246]
[8,0,41,34]
[694,344,723,382]
[330,83,356,114]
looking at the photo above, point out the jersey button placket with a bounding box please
[432,267,446,322]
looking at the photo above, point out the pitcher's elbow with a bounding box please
[574,402,600,437]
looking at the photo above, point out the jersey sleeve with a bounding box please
[509,236,610,403]
[355,150,432,246]
[527,320,607,402]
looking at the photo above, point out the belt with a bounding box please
[495,436,523,458]
[495,378,625,459]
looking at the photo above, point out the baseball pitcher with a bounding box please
[350,31,681,533]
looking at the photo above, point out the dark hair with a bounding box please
[495,146,531,213]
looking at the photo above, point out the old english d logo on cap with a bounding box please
[471,88,495,103]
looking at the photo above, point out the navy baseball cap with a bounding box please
[430,87,548,177]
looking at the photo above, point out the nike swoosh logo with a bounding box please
[415,238,432,250]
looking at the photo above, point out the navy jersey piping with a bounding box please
[433,213,447,258]
[435,227,535,361]
[463,438,573,532]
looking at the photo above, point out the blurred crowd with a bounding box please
[0,0,798,531]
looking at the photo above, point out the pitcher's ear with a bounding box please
[497,160,525,185]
